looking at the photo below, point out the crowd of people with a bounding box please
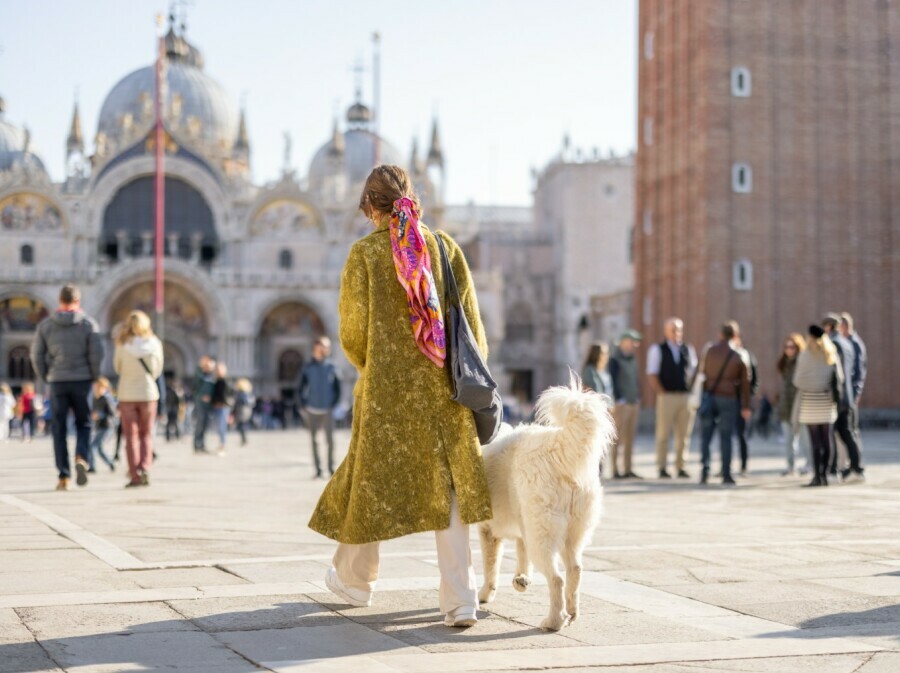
[581,313,867,487]
[0,281,351,490]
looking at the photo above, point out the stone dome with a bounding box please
[0,99,47,173]
[309,129,403,188]
[96,30,239,154]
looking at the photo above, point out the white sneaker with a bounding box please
[444,608,477,627]
[324,567,372,607]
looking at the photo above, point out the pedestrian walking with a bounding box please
[0,383,15,441]
[89,377,117,472]
[776,333,811,476]
[838,312,867,482]
[607,330,642,479]
[697,323,751,486]
[210,362,231,454]
[114,310,163,487]
[582,341,613,397]
[30,284,104,490]
[17,382,37,441]
[192,356,216,452]
[233,378,255,446]
[164,379,184,441]
[310,165,491,627]
[730,324,759,476]
[822,314,864,481]
[298,336,341,478]
[646,317,697,479]
[794,325,842,487]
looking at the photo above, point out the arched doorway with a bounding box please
[257,302,325,399]
[107,281,209,384]
[0,296,49,390]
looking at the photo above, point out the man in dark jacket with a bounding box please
[298,337,341,478]
[698,322,751,487]
[192,356,216,453]
[607,330,642,479]
[30,284,104,490]
[823,313,864,481]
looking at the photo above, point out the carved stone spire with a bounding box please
[67,102,84,155]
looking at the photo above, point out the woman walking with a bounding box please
[233,378,255,447]
[309,165,492,627]
[0,383,15,441]
[114,311,163,487]
[776,333,810,476]
[210,362,230,455]
[582,342,613,397]
[793,325,842,487]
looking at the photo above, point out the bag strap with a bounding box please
[435,233,461,308]
[138,357,154,378]
[706,349,735,393]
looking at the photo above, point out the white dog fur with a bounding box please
[477,372,616,631]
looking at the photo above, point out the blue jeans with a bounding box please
[700,395,738,479]
[214,406,229,447]
[90,426,115,469]
[50,380,93,479]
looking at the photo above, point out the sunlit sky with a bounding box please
[1,0,637,206]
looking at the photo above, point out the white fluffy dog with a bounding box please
[477,372,615,631]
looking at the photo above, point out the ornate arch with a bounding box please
[243,180,325,239]
[86,155,233,241]
[85,258,229,336]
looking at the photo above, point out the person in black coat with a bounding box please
[822,314,864,481]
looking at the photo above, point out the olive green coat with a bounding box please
[308,224,493,544]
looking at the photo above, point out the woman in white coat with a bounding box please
[114,311,164,487]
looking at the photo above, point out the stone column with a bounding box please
[141,232,153,256]
[116,231,128,261]
[191,234,203,263]
[167,233,179,258]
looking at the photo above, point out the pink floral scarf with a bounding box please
[389,197,446,367]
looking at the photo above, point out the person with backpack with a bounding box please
[113,311,163,487]
[30,284,104,490]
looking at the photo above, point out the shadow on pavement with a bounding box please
[1,598,550,672]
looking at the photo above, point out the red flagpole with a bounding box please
[154,17,165,339]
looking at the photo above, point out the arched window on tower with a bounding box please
[732,163,752,193]
[20,244,34,265]
[733,259,754,291]
[279,249,293,270]
[731,67,752,97]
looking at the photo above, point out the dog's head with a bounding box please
[534,370,616,459]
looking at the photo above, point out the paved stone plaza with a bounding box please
[0,425,898,672]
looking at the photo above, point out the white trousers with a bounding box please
[332,493,477,616]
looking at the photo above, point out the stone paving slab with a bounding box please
[1,429,898,671]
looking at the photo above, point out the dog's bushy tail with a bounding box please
[534,369,616,461]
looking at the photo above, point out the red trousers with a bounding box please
[119,401,157,481]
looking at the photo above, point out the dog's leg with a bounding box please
[512,537,532,593]
[561,542,584,623]
[525,521,568,631]
[477,525,503,604]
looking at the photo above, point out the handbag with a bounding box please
[435,233,503,445]
[698,349,734,418]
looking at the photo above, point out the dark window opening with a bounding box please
[7,345,34,380]
[279,249,293,270]
[20,244,34,265]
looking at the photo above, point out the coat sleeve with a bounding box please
[332,367,342,408]
[113,345,122,376]
[150,339,164,379]
[441,232,488,359]
[607,358,622,399]
[30,324,48,382]
[339,242,369,372]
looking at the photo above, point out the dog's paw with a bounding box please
[539,612,569,631]
[478,586,496,604]
[512,575,531,593]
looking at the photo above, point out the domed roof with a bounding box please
[0,98,47,173]
[308,128,404,187]
[96,30,238,154]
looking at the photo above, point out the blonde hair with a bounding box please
[0,383,11,396]
[358,165,420,219]
[22,381,34,393]
[808,333,838,366]
[94,376,111,390]
[116,310,154,345]
[234,378,253,393]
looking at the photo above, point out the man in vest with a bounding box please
[646,317,698,479]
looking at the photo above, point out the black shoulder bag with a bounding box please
[435,233,502,445]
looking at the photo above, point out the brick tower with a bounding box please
[634,0,900,410]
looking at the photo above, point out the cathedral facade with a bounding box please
[0,23,493,402]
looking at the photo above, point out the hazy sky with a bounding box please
[0,0,637,206]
